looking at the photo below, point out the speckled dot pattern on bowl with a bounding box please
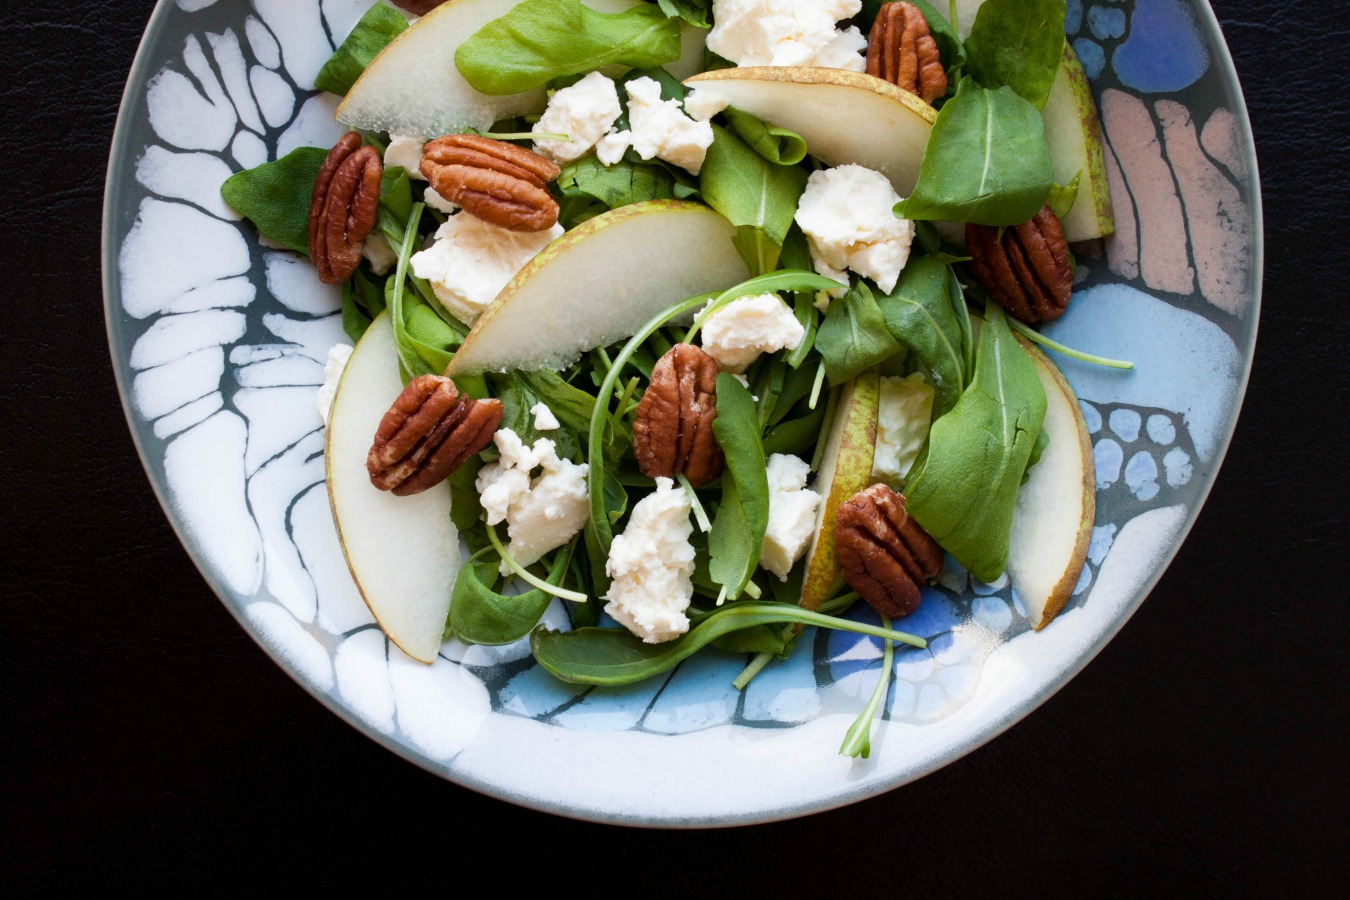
[103,0,1261,826]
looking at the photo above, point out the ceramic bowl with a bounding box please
[103,0,1261,825]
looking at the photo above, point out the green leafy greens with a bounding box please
[454,0,682,95]
[314,1,408,96]
[895,77,1054,226]
[905,305,1047,582]
[220,146,326,255]
[699,124,808,275]
[964,0,1066,110]
[707,374,770,601]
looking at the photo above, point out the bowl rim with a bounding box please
[101,0,1263,827]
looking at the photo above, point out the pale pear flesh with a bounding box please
[338,0,704,138]
[683,68,936,199]
[326,314,460,664]
[1006,338,1095,630]
[447,201,749,376]
[799,370,881,611]
[1042,45,1115,241]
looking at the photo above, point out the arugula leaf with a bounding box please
[342,267,385,342]
[965,0,1066,109]
[762,404,828,457]
[314,1,409,96]
[656,0,710,28]
[708,375,770,600]
[518,369,598,436]
[815,282,904,386]
[490,373,581,461]
[455,0,682,95]
[699,125,808,275]
[531,601,924,686]
[556,155,677,209]
[873,256,969,416]
[379,165,413,224]
[896,78,1053,226]
[904,305,1047,582]
[451,548,572,646]
[722,107,808,166]
[220,146,325,255]
[1047,171,1082,221]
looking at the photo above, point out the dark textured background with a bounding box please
[2,0,1347,894]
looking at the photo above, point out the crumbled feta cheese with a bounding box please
[683,88,730,122]
[759,453,822,581]
[410,215,563,325]
[602,77,715,175]
[707,0,867,71]
[316,343,353,425]
[531,402,560,431]
[424,186,458,214]
[872,373,934,485]
[699,293,805,373]
[476,429,590,574]
[532,71,623,164]
[384,134,428,180]
[794,164,915,294]
[362,232,397,276]
[603,477,697,643]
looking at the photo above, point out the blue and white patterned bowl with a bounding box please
[102,0,1261,825]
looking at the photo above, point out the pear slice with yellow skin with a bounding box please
[799,370,881,611]
[338,0,705,137]
[1007,335,1095,629]
[326,313,459,663]
[1042,45,1115,241]
[684,67,936,199]
[447,200,748,376]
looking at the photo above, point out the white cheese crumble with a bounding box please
[531,402,560,431]
[794,164,916,295]
[410,215,563,325]
[603,477,697,644]
[362,232,397,276]
[532,71,623,164]
[872,373,935,485]
[384,133,428,180]
[683,88,731,122]
[707,0,867,71]
[599,77,715,175]
[423,186,458,214]
[699,293,805,373]
[315,343,353,425]
[476,429,590,575]
[760,453,822,581]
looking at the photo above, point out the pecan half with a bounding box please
[367,375,503,496]
[389,1,448,13]
[867,2,947,104]
[965,205,1074,324]
[836,484,943,618]
[309,131,383,285]
[420,134,561,232]
[633,344,724,488]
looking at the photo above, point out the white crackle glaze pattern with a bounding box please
[105,0,1260,824]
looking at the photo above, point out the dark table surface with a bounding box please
[3,0,1347,894]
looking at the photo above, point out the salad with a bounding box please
[221,0,1126,758]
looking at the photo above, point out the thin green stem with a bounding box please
[487,523,589,603]
[839,613,896,759]
[471,130,571,142]
[390,203,427,382]
[1005,316,1134,369]
[808,358,827,410]
[742,580,762,600]
[677,473,712,534]
[733,650,776,690]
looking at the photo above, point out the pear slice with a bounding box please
[446,200,748,376]
[799,370,881,611]
[1042,45,1114,241]
[1006,337,1095,629]
[338,0,704,137]
[683,67,936,197]
[326,313,459,663]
